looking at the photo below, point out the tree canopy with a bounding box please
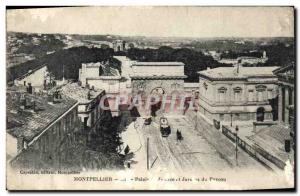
[127,46,230,82]
[8,47,120,82]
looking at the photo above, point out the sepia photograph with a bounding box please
[5,6,295,191]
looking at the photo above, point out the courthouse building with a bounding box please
[273,64,295,148]
[198,66,279,124]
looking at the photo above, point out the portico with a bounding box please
[274,65,295,129]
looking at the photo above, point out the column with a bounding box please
[278,85,283,122]
[284,86,290,125]
[291,88,294,105]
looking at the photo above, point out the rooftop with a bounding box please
[132,62,184,66]
[130,75,187,79]
[249,125,291,163]
[100,64,120,76]
[82,62,103,68]
[14,64,46,81]
[199,66,279,80]
[60,82,104,104]
[7,86,78,142]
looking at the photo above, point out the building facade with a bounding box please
[7,86,80,169]
[130,62,187,116]
[79,62,121,116]
[61,82,106,140]
[198,66,279,124]
[273,64,295,148]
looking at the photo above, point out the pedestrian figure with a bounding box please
[176,130,183,142]
[124,145,130,155]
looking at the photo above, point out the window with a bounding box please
[233,113,240,121]
[220,114,224,121]
[248,90,254,102]
[84,117,88,130]
[256,85,267,102]
[233,87,242,102]
[218,87,227,103]
[258,92,263,102]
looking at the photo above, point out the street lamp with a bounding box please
[230,113,233,127]
[235,125,239,166]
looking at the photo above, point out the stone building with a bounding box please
[198,66,279,124]
[61,83,106,140]
[273,64,295,147]
[130,62,186,95]
[184,83,199,97]
[130,62,187,116]
[7,86,80,169]
[79,62,121,116]
[79,62,121,94]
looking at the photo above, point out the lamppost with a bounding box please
[230,112,233,127]
[235,125,239,166]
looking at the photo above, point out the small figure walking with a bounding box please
[176,129,183,142]
[124,145,130,155]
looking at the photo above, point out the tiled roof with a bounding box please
[199,66,279,80]
[6,86,78,142]
[61,82,103,104]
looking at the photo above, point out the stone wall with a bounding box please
[131,79,185,96]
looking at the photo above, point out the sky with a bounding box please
[6,6,294,38]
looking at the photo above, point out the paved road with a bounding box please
[136,114,271,173]
[138,116,232,173]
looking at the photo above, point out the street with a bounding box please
[129,113,271,173]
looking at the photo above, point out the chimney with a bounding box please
[87,90,91,100]
[20,97,26,110]
[27,83,33,94]
[44,80,47,90]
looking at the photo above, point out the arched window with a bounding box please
[257,107,265,122]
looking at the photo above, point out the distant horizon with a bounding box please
[7,30,295,40]
[7,7,294,38]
